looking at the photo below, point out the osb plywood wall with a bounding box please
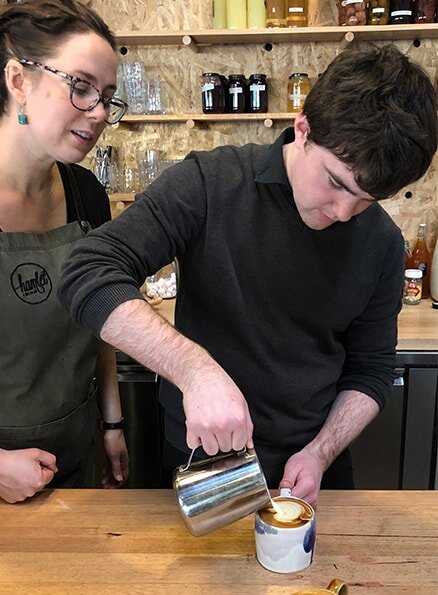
[8,0,438,246]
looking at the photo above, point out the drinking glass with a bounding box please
[137,149,160,188]
[145,79,165,114]
[122,61,146,115]
[119,167,139,193]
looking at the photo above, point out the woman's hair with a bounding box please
[0,0,116,116]
[303,44,438,199]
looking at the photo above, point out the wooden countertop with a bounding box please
[153,298,438,352]
[0,489,436,594]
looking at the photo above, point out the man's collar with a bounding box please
[255,127,294,185]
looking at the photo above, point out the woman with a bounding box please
[0,0,129,503]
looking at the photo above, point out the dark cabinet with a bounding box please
[351,352,438,490]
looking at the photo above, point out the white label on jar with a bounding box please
[288,7,304,12]
[390,10,413,16]
[250,84,266,91]
[202,83,215,92]
[229,86,243,110]
[341,0,359,6]
[251,88,260,109]
[371,7,385,13]
[289,93,306,108]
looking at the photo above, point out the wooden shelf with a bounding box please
[110,192,137,202]
[116,24,438,47]
[120,112,296,125]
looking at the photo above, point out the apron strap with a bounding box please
[58,162,91,233]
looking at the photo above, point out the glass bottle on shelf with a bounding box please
[201,72,226,114]
[338,1,368,25]
[367,0,390,24]
[266,0,286,27]
[227,0,247,28]
[248,74,269,112]
[406,223,431,299]
[228,74,248,113]
[414,0,436,23]
[287,73,311,113]
[213,0,227,29]
[389,0,414,24]
[286,0,308,27]
[247,0,266,28]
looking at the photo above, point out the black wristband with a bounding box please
[98,418,125,431]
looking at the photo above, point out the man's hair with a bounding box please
[303,44,437,199]
[0,0,116,117]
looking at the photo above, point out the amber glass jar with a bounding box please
[266,0,286,27]
[201,73,225,114]
[286,0,308,27]
[389,0,414,23]
[287,73,311,113]
[338,1,367,25]
[367,0,390,24]
[414,0,436,22]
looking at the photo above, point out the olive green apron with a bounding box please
[0,164,99,487]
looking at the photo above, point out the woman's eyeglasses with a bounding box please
[19,59,128,125]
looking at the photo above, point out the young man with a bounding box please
[59,45,437,505]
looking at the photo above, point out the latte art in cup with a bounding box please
[261,498,313,528]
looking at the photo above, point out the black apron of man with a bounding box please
[0,164,99,487]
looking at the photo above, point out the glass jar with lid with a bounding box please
[248,74,268,113]
[338,1,368,25]
[266,0,286,27]
[389,0,414,24]
[228,74,247,113]
[367,0,390,24]
[287,73,311,113]
[201,72,225,114]
[414,0,436,23]
[286,0,308,27]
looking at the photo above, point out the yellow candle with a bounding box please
[247,0,266,28]
[213,0,227,29]
[227,0,247,29]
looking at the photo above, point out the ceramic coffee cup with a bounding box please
[294,578,349,595]
[255,489,316,573]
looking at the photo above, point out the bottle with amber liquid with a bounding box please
[266,0,286,27]
[406,223,431,299]
[286,0,308,27]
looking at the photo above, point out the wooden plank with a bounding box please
[115,24,438,47]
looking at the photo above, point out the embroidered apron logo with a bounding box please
[11,263,52,304]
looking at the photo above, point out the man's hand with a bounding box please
[0,448,58,504]
[183,365,254,455]
[279,448,325,508]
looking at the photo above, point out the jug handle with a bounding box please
[181,446,248,472]
[181,447,198,472]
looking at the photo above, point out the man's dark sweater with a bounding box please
[59,129,405,483]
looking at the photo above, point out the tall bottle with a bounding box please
[227,0,247,28]
[266,0,286,27]
[406,223,431,299]
[213,0,227,29]
[247,0,266,28]
[430,238,438,303]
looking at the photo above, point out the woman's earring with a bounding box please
[18,103,28,125]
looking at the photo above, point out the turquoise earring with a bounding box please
[18,103,28,125]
